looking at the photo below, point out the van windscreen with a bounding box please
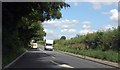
[46,44,52,46]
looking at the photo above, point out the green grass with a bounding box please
[54,45,118,63]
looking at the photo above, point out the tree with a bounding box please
[60,36,66,40]
[2,2,70,66]
[3,2,70,48]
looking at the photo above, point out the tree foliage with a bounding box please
[60,36,66,40]
[55,26,119,51]
[2,2,70,66]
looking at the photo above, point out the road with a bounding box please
[4,45,118,69]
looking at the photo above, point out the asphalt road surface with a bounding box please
[5,45,117,69]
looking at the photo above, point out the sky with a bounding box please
[42,1,119,40]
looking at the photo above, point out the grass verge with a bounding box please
[54,45,118,63]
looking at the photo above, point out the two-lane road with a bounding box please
[4,45,117,69]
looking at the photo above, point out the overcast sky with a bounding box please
[42,1,118,40]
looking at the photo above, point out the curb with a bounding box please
[57,50,119,68]
[4,50,28,68]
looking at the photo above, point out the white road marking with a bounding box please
[50,60,74,68]
[51,56,55,59]
[50,60,59,65]
[39,48,41,51]
[39,48,46,53]
[58,64,74,68]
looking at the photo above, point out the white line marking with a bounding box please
[51,56,55,59]
[50,60,59,65]
[39,48,41,51]
[50,60,74,68]
[58,64,74,68]
[39,48,46,53]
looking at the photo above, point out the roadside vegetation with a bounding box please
[37,41,45,45]
[3,2,70,67]
[54,26,120,62]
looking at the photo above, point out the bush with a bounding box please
[37,40,45,45]
[54,44,118,62]
[54,27,119,62]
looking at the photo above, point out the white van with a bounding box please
[44,40,53,51]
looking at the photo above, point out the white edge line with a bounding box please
[60,51,119,68]
[58,64,74,68]
[4,50,28,68]
[50,60,74,68]
[50,60,59,65]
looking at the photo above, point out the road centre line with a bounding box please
[39,48,46,53]
[51,56,55,59]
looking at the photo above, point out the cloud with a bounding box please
[82,21,91,29]
[99,24,117,31]
[82,21,91,25]
[65,0,118,2]
[74,2,78,6]
[67,0,117,10]
[44,29,54,34]
[61,25,70,29]
[60,28,77,39]
[78,21,96,35]
[42,19,79,29]
[91,2,116,10]
[87,0,118,2]
[61,29,77,33]
[60,19,79,24]
[44,29,60,40]
[68,29,77,33]
[61,19,79,29]
[82,24,91,29]
[92,3,101,10]
[110,9,118,22]
[79,29,96,35]
[42,20,60,28]
[42,19,80,40]
[103,9,119,23]
[61,29,68,32]
[104,24,114,30]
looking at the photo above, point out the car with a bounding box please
[31,43,38,49]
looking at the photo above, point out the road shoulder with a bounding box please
[56,50,119,68]
[4,50,27,68]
